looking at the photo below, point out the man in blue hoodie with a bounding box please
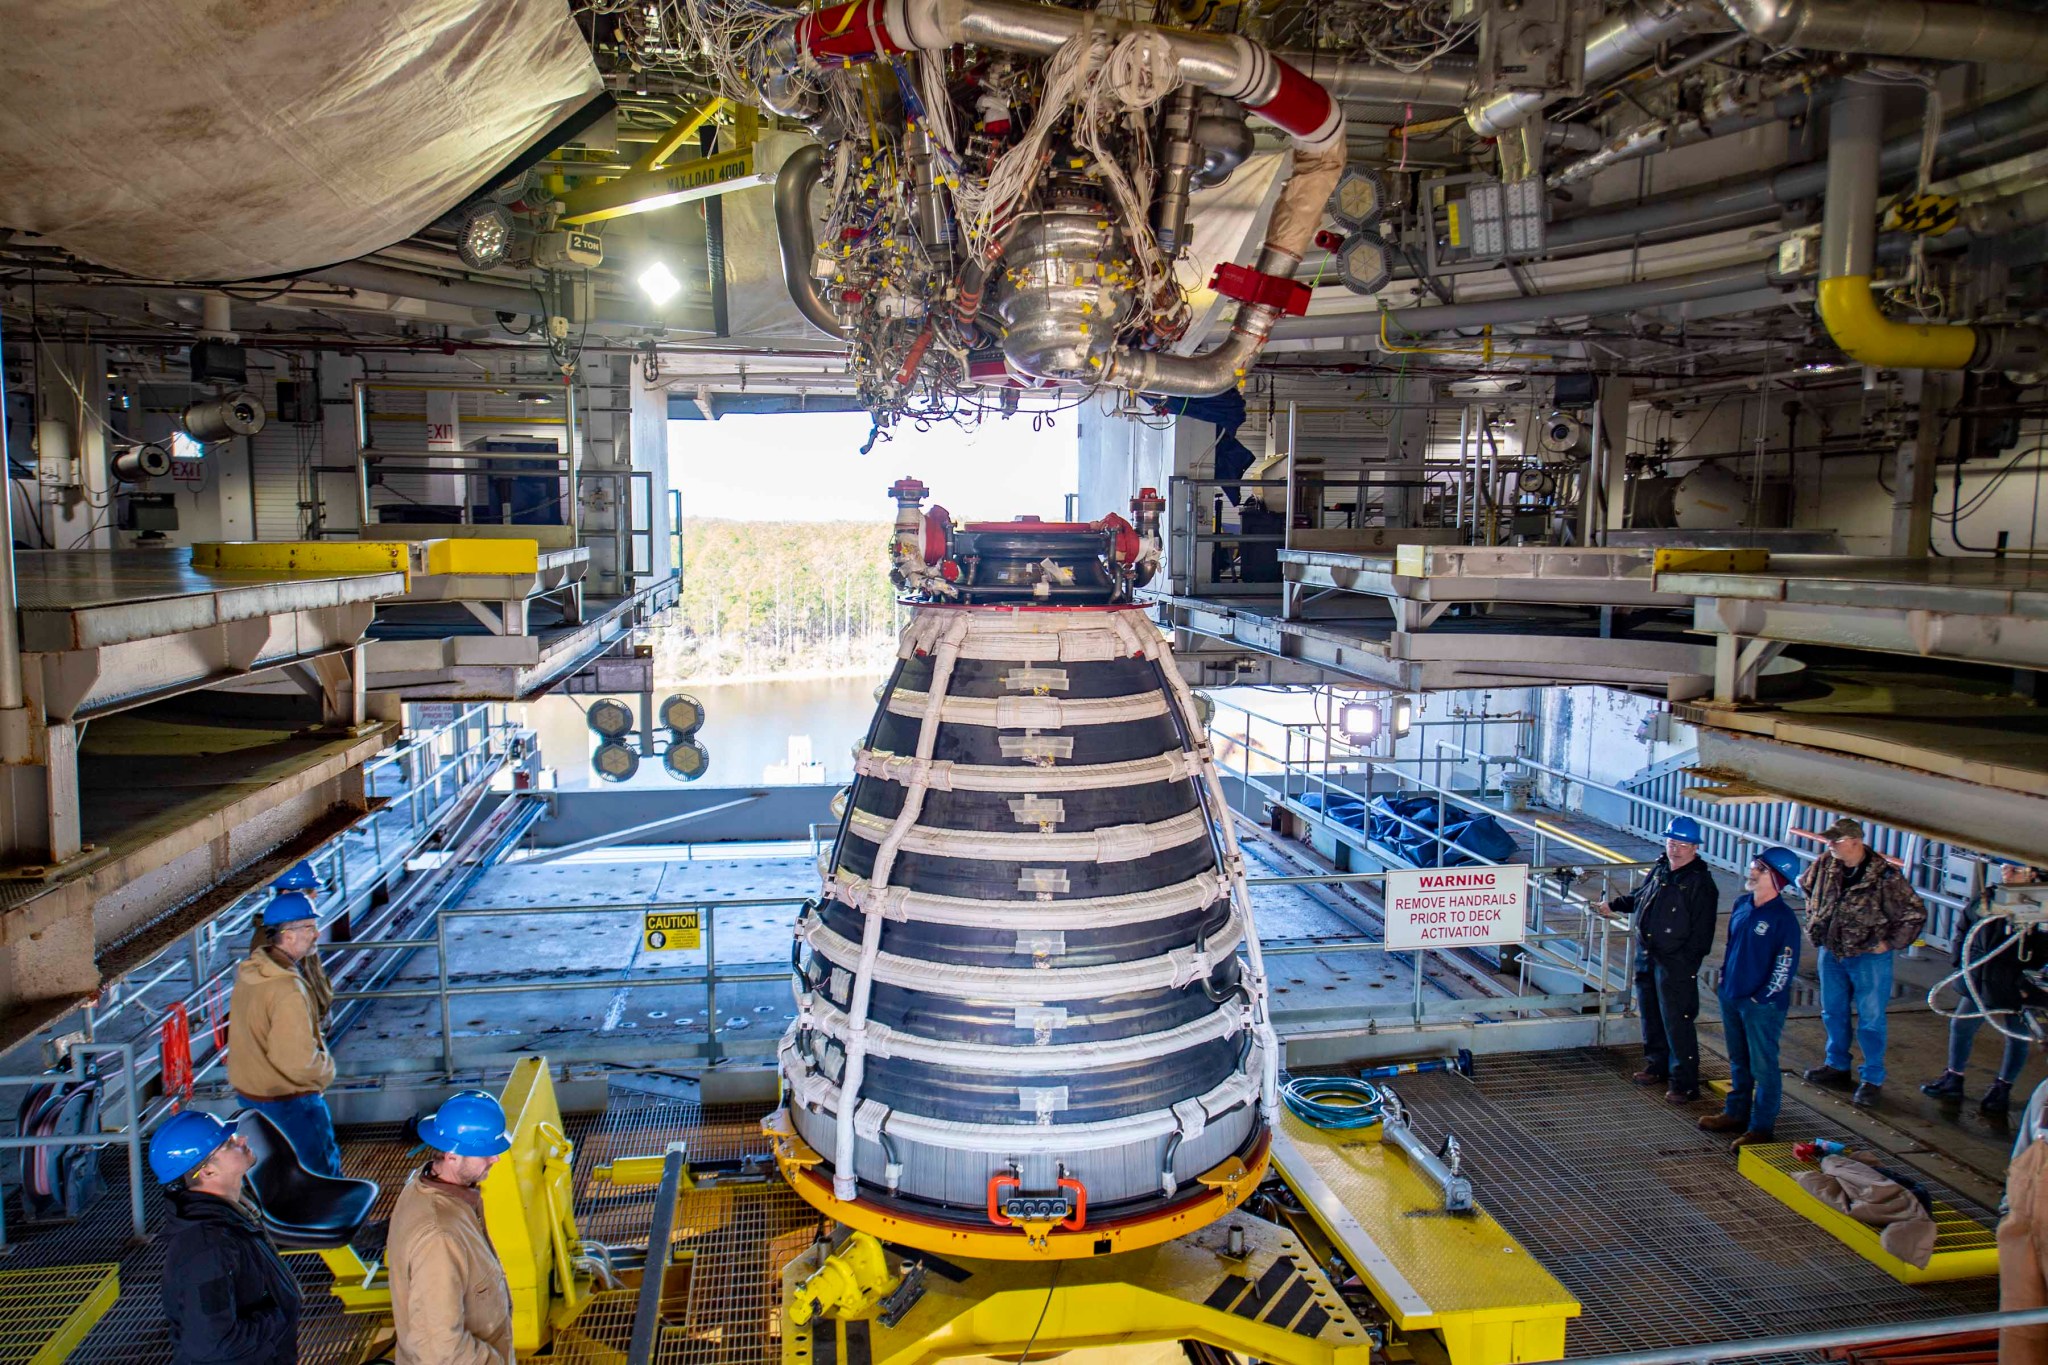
[1699,846,1805,1148]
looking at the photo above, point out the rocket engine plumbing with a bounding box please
[691,0,1345,428]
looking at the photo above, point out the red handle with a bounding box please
[1058,1174,1087,1230]
[987,1172,1021,1227]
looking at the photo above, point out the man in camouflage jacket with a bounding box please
[1800,818,1927,1108]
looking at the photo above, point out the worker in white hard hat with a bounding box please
[388,1091,515,1365]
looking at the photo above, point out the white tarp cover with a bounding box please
[0,0,603,281]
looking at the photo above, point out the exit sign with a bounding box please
[171,458,205,481]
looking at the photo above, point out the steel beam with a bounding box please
[1693,726,2048,864]
[557,147,765,226]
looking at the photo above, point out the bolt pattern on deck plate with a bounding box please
[1384,1049,1999,1356]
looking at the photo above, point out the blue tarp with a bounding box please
[1296,791,1517,867]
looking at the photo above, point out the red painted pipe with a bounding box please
[798,0,905,63]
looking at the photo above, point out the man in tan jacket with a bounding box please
[389,1090,515,1365]
[227,890,342,1176]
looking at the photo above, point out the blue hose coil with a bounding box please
[1280,1075,1386,1130]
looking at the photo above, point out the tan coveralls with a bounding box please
[388,1168,516,1365]
[2002,1084,2048,1365]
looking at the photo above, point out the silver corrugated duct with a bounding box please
[1722,0,2048,64]
[1272,260,1777,340]
[1281,51,1475,106]
[1466,0,1730,138]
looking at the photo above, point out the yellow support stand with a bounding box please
[1736,1143,1998,1283]
[782,1216,1375,1365]
[0,1263,119,1364]
[418,538,540,577]
[193,540,412,582]
[1652,548,1771,574]
[483,1057,591,1350]
[1270,1115,1580,1365]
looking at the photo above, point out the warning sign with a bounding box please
[1383,865,1528,950]
[643,911,702,951]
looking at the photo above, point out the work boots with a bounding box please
[1982,1080,2015,1116]
[1920,1070,1966,1100]
[1803,1064,1854,1088]
[1697,1112,1746,1133]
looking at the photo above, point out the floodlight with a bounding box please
[457,203,516,271]
[639,261,682,305]
[1338,701,1382,744]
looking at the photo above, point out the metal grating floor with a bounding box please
[551,1089,816,1364]
[2,1058,2005,1363]
[1383,1049,2001,1357]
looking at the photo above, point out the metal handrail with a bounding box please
[1544,1307,2048,1365]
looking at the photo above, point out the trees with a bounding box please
[652,518,901,680]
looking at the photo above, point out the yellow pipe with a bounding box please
[1816,275,1978,371]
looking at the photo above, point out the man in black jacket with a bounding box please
[1597,816,1721,1102]
[149,1110,301,1364]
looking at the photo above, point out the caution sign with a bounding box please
[643,911,702,951]
[1383,865,1528,950]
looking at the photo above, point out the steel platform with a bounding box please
[1676,667,2048,864]
[1659,554,2048,673]
[361,576,676,700]
[1151,590,1726,696]
[1280,546,1698,628]
[16,549,399,722]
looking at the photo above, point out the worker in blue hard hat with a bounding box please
[387,1091,515,1365]
[151,1111,302,1363]
[1799,817,1928,1108]
[1596,813,1721,1104]
[1924,859,2048,1116]
[1699,847,1805,1149]
[227,889,342,1177]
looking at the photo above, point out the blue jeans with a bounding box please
[1721,996,1789,1134]
[238,1092,343,1178]
[1817,946,1894,1085]
[1948,1010,2030,1083]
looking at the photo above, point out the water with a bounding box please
[518,673,885,790]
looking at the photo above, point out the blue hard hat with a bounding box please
[273,860,320,892]
[1662,815,1704,845]
[150,1110,233,1185]
[264,891,317,926]
[1756,846,1803,885]
[416,1091,511,1158]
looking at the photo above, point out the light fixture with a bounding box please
[1392,697,1414,738]
[586,697,634,738]
[1337,233,1392,295]
[1328,167,1386,230]
[457,202,516,271]
[517,390,556,405]
[663,738,710,781]
[592,740,640,782]
[639,261,682,305]
[1338,701,1382,745]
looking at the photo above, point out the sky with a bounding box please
[668,412,1080,522]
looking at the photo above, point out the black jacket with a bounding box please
[1613,855,1720,969]
[1953,892,2048,1012]
[160,1188,301,1365]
